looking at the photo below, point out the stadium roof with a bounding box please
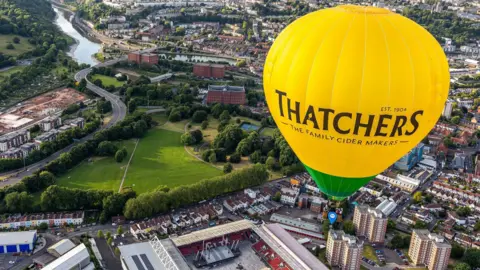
[119,238,189,270]
[48,239,76,257]
[253,224,329,270]
[43,244,90,270]
[171,219,253,247]
[0,231,36,246]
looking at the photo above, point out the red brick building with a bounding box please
[128,52,141,64]
[193,63,225,78]
[206,85,246,105]
[127,52,158,65]
[141,53,159,65]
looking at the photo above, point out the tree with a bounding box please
[390,234,404,249]
[249,150,261,164]
[214,124,245,153]
[13,37,20,44]
[474,221,480,231]
[190,129,203,144]
[107,237,113,246]
[168,111,181,122]
[97,141,118,156]
[322,220,330,236]
[236,59,246,67]
[387,219,396,232]
[115,149,125,162]
[343,220,355,235]
[5,191,33,212]
[38,222,48,230]
[224,162,233,173]
[97,230,104,239]
[414,220,427,229]
[115,247,121,256]
[229,152,241,163]
[455,263,471,270]
[209,152,217,163]
[463,249,480,268]
[117,225,124,235]
[456,206,472,217]
[266,156,277,170]
[6,44,14,50]
[201,120,208,130]
[272,191,281,202]
[451,115,461,124]
[452,242,465,259]
[219,110,231,122]
[180,132,195,145]
[413,191,423,203]
[192,110,208,123]
[106,231,111,239]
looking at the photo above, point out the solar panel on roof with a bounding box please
[140,254,154,270]
[131,255,145,270]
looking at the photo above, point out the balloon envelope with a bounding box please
[263,5,449,199]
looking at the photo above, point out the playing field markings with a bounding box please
[118,138,140,192]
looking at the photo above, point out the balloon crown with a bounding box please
[338,5,391,15]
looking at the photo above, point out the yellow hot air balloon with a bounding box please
[263,5,449,200]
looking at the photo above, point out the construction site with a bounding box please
[0,88,86,135]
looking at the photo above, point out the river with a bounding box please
[53,7,101,66]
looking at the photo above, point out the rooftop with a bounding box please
[170,219,253,247]
[208,85,245,92]
[43,244,90,270]
[48,239,76,257]
[119,238,189,270]
[0,231,36,245]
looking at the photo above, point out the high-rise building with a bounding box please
[326,230,363,270]
[408,230,451,270]
[353,205,387,244]
[442,101,453,119]
[394,143,425,171]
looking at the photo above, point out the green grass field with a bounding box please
[0,35,34,56]
[124,128,222,194]
[91,74,125,87]
[0,66,25,81]
[56,140,136,191]
[260,127,275,137]
[363,245,379,264]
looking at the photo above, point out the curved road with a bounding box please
[0,58,128,187]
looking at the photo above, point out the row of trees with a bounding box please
[124,164,269,219]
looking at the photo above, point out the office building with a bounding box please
[0,231,37,253]
[408,230,451,270]
[205,85,246,105]
[353,205,388,244]
[193,63,225,78]
[442,101,453,119]
[394,143,424,171]
[326,230,363,270]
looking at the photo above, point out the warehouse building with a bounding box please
[42,243,93,270]
[47,239,76,257]
[193,63,225,78]
[0,231,36,253]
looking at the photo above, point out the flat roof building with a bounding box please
[408,230,451,270]
[270,213,321,233]
[0,231,36,253]
[206,85,246,105]
[353,205,388,244]
[326,230,363,270]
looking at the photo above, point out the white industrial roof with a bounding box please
[0,231,36,246]
[119,238,189,270]
[43,244,90,270]
[252,224,329,270]
[375,200,397,216]
[48,239,76,256]
[171,219,253,247]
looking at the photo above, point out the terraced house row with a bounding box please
[0,212,84,229]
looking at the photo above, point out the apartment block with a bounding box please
[353,205,387,243]
[408,230,451,270]
[0,130,30,152]
[40,116,62,132]
[326,230,363,270]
